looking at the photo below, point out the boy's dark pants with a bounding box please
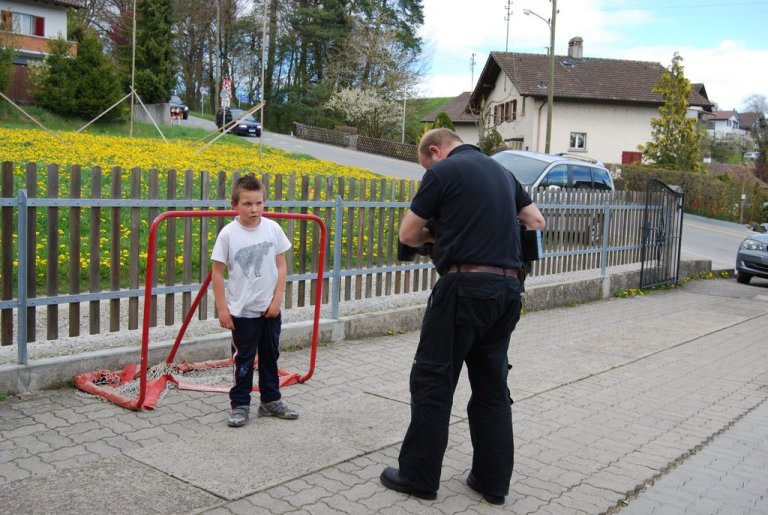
[230,315,282,408]
[397,273,522,497]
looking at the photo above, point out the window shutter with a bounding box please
[35,16,44,37]
[1,11,11,31]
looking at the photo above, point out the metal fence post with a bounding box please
[331,195,344,319]
[17,189,28,364]
[600,204,611,276]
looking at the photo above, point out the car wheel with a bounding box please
[183,112,188,120]
[736,272,752,284]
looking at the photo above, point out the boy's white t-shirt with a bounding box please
[211,217,292,318]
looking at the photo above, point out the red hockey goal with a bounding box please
[74,210,326,410]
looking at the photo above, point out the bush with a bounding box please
[621,164,768,223]
[478,128,503,155]
[432,111,455,131]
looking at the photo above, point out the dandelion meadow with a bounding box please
[0,127,383,182]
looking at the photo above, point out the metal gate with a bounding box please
[639,178,685,289]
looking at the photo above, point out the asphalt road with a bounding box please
[185,115,425,180]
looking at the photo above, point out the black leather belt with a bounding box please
[445,264,520,277]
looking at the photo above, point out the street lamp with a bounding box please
[524,1,557,154]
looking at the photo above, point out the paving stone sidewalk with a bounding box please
[0,278,767,514]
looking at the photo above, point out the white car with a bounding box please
[744,151,760,160]
[491,150,615,191]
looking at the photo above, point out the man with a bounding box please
[380,128,546,504]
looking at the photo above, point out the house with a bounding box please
[1,0,81,102]
[465,37,713,164]
[706,110,747,139]
[739,111,767,135]
[421,91,480,145]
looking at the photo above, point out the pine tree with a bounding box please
[641,53,703,172]
[33,33,122,120]
[134,0,176,104]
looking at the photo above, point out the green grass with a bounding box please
[0,103,257,148]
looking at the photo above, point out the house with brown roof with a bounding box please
[1,0,82,102]
[421,91,480,146]
[465,37,713,163]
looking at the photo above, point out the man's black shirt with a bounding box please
[409,144,533,274]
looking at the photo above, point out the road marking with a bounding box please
[684,220,752,237]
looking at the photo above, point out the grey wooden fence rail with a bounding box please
[0,161,648,352]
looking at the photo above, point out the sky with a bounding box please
[416,0,768,112]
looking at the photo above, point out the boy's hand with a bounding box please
[264,299,281,318]
[218,308,234,330]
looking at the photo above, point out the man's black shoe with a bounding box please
[379,467,437,500]
[466,473,505,505]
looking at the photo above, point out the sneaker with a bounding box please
[257,399,299,419]
[227,406,250,427]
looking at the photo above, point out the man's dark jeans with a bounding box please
[229,315,282,408]
[398,273,522,496]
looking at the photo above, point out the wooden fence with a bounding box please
[0,161,649,348]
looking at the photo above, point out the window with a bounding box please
[492,101,518,124]
[591,168,613,191]
[569,132,587,151]
[539,165,568,189]
[571,165,592,189]
[1,11,44,36]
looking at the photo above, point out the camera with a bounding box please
[397,221,435,262]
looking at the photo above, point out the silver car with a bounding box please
[491,150,615,191]
[735,232,768,284]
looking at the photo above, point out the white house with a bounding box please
[462,37,713,164]
[1,0,81,102]
[706,110,747,139]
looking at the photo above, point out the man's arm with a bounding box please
[399,210,434,247]
[518,203,546,230]
[211,260,233,329]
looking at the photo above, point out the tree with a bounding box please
[326,87,400,138]
[33,33,122,120]
[134,0,176,103]
[0,44,14,97]
[742,94,768,163]
[641,53,703,172]
[432,111,454,131]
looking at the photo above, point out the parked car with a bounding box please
[490,150,615,191]
[215,108,262,137]
[743,151,760,160]
[168,95,189,120]
[735,232,768,284]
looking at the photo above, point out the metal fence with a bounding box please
[0,161,650,355]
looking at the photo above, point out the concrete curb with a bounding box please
[0,260,714,395]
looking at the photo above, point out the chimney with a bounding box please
[568,37,583,58]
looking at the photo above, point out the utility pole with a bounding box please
[470,53,476,89]
[214,1,221,116]
[504,0,513,52]
[546,0,557,154]
[259,0,268,157]
[129,0,136,137]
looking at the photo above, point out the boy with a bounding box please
[211,174,298,427]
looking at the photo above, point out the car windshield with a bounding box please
[170,96,183,103]
[491,153,549,185]
[230,110,258,123]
